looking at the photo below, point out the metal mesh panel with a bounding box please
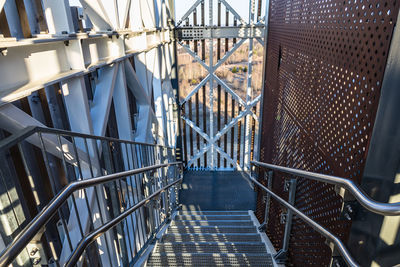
[257,0,400,266]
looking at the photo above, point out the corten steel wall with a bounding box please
[256,0,400,266]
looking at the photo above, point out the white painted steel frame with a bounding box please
[0,0,178,265]
[177,0,266,170]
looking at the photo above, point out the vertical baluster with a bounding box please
[224,9,229,168]
[91,138,114,267]
[123,143,138,257]
[237,105,242,166]
[37,133,79,255]
[17,141,73,256]
[129,144,145,251]
[58,135,99,264]
[201,0,207,167]
[231,97,235,168]
[104,140,129,266]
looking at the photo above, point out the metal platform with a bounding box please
[179,171,256,211]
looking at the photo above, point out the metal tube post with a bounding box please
[274,178,297,263]
[258,170,273,232]
[264,171,273,224]
[209,0,214,169]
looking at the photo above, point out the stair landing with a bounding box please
[179,171,256,211]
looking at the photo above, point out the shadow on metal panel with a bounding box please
[179,171,256,211]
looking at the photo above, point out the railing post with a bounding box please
[264,171,273,225]
[258,170,273,232]
[274,178,297,264]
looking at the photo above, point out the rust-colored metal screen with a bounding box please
[256,0,400,266]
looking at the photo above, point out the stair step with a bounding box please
[146,253,273,267]
[155,242,267,254]
[161,233,261,243]
[167,226,257,234]
[178,210,249,215]
[171,220,254,227]
[175,215,251,221]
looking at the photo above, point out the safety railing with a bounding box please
[250,160,400,267]
[0,126,182,266]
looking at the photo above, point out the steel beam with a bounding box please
[90,64,119,137]
[42,0,74,34]
[244,0,256,171]
[176,25,264,40]
[124,59,156,143]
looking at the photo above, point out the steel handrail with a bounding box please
[251,160,400,216]
[247,175,359,267]
[0,162,182,267]
[0,126,169,152]
[65,177,182,266]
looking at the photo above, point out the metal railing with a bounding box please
[252,160,400,216]
[0,164,182,267]
[0,126,182,266]
[65,177,182,267]
[250,160,400,267]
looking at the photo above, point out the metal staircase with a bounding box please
[0,126,399,266]
[146,210,273,267]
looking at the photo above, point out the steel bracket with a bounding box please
[283,179,291,192]
[330,256,347,267]
[27,242,48,266]
[280,212,288,224]
[274,249,287,264]
[147,195,161,209]
[258,222,267,232]
[262,194,268,203]
[0,48,7,56]
[340,200,359,221]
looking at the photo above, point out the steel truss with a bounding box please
[176,0,266,170]
[0,0,180,266]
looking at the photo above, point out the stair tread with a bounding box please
[169,225,256,228]
[147,210,271,266]
[171,220,254,223]
[178,211,249,214]
[150,252,270,255]
[155,242,267,253]
[171,220,255,226]
[158,241,266,245]
[175,215,251,220]
[162,233,262,236]
[147,253,273,267]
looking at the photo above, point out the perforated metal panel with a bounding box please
[256,0,400,266]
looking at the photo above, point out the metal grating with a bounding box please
[256,0,400,266]
[178,211,249,215]
[175,215,251,220]
[161,234,261,243]
[172,220,255,226]
[146,253,273,267]
[155,242,267,254]
[167,226,257,234]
